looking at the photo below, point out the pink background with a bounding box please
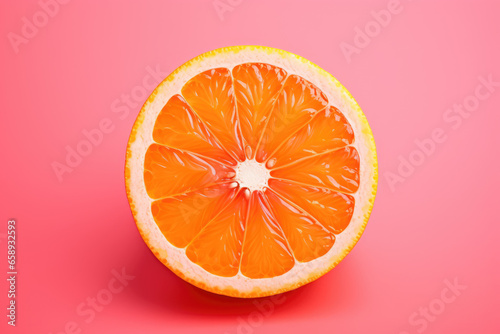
[1,0,499,333]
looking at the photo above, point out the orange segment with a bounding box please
[144,144,234,199]
[151,183,238,248]
[271,146,360,193]
[152,94,236,166]
[268,179,355,234]
[264,189,335,262]
[255,75,328,162]
[240,191,295,278]
[186,189,249,277]
[232,63,287,154]
[269,106,354,168]
[181,68,245,161]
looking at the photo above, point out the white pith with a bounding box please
[126,46,378,297]
[235,159,270,192]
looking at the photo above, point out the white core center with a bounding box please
[235,159,271,192]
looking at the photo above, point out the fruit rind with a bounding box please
[125,45,378,298]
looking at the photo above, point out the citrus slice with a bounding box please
[125,46,378,298]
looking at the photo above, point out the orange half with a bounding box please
[125,46,378,298]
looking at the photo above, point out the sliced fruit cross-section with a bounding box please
[125,46,378,298]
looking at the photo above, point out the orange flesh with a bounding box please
[232,63,287,153]
[152,95,237,166]
[144,63,360,279]
[255,75,329,162]
[151,183,238,248]
[270,146,360,193]
[185,189,248,277]
[240,191,295,278]
[181,68,245,162]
